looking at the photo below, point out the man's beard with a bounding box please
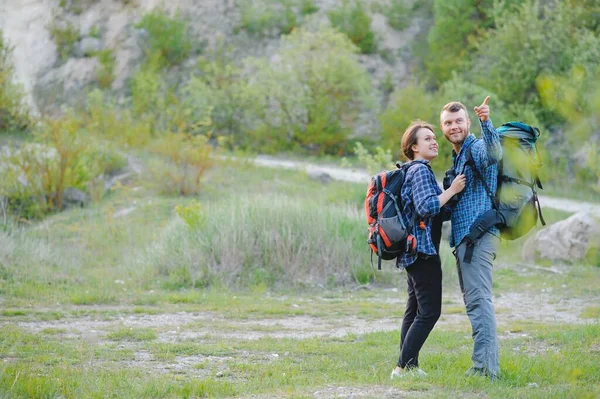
[446,131,467,145]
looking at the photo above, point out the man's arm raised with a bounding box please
[474,96,502,167]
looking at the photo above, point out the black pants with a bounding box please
[398,255,442,369]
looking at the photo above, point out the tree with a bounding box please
[248,25,375,154]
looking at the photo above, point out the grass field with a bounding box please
[0,160,598,398]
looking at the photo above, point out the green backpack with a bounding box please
[463,122,546,253]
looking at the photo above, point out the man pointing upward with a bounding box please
[440,96,503,380]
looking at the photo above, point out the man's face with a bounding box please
[440,109,471,146]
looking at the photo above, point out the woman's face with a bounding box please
[412,128,439,161]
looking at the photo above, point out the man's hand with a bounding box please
[474,96,490,122]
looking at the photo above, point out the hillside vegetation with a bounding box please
[0,0,598,254]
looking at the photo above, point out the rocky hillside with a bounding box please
[1,0,424,114]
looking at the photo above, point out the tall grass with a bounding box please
[0,229,82,302]
[142,193,373,289]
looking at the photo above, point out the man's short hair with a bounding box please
[441,101,468,117]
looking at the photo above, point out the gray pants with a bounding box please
[455,232,500,377]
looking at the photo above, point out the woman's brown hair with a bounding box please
[401,120,435,160]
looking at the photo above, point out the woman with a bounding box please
[391,121,465,379]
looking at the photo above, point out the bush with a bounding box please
[237,0,283,36]
[95,49,115,89]
[423,0,524,86]
[0,113,101,217]
[247,26,374,154]
[48,20,79,62]
[468,0,600,120]
[236,0,317,37]
[537,66,600,191]
[328,0,377,54]
[84,90,153,148]
[423,0,482,85]
[0,30,30,132]
[385,0,410,31]
[350,142,394,175]
[300,0,319,15]
[136,9,192,67]
[186,47,265,147]
[129,56,166,119]
[379,83,438,161]
[148,131,213,196]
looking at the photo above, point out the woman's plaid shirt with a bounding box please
[396,160,442,269]
[449,119,503,248]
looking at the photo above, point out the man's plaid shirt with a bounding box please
[396,160,442,269]
[449,119,503,248]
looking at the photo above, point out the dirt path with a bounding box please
[254,155,600,216]
[4,290,596,398]
[8,291,596,343]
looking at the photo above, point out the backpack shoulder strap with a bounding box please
[397,160,426,231]
[464,144,498,210]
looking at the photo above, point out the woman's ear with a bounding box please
[411,143,419,154]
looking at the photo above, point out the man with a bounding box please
[440,97,502,380]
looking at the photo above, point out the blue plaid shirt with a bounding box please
[449,119,503,248]
[396,160,442,269]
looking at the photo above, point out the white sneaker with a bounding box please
[390,369,405,379]
[412,368,428,377]
[390,367,428,379]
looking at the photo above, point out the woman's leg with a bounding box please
[398,272,417,366]
[399,256,442,369]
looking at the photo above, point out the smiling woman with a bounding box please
[389,120,466,378]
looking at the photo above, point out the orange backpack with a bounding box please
[365,162,420,269]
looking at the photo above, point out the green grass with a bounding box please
[0,321,598,398]
[0,155,598,397]
[581,306,600,319]
[107,327,158,342]
[541,180,600,203]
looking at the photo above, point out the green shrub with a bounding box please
[0,30,30,132]
[247,26,374,154]
[379,83,438,161]
[0,113,101,217]
[175,201,207,230]
[328,0,377,54]
[350,142,394,175]
[148,131,213,196]
[48,20,79,62]
[129,56,169,130]
[84,90,153,148]
[236,0,303,36]
[385,0,410,31]
[423,0,481,85]
[423,0,522,86]
[469,0,599,119]
[186,47,265,147]
[237,1,281,36]
[58,0,86,15]
[300,0,319,15]
[537,66,600,191]
[95,49,115,89]
[136,9,192,67]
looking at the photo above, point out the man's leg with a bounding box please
[455,233,499,378]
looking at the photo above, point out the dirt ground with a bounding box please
[3,288,597,398]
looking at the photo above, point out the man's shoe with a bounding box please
[465,367,498,380]
[465,367,485,377]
